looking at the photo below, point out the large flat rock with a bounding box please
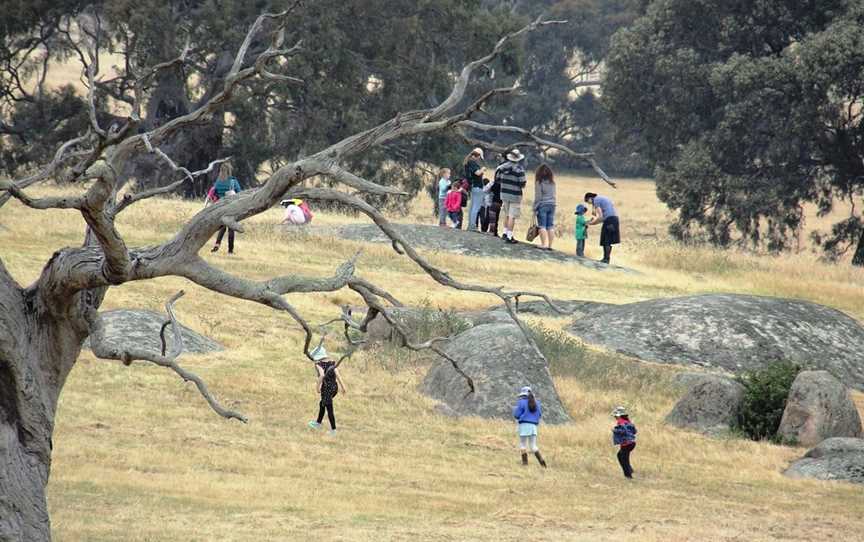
[568,294,864,390]
[422,322,570,424]
[785,438,864,484]
[85,309,222,355]
[286,223,637,273]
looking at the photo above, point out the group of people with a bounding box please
[436,147,621,264]
[305,346,637,479]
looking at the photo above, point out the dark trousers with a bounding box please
[448,211,462,228]
[576,238,586,257]
[482,202,501,235]
[317,400,336,430]
[215,226,235,253]
[617,443,635,478]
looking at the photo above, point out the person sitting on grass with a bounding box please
[612,406,637,479]
[513,386,547,468]
[574,204,589,257]
[308,345,346,436]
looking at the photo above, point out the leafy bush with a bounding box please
[735,361,802,442]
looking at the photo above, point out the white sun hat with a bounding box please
[506,149,524,162]
[310,345,328,361]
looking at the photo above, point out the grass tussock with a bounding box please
[1,175,863,541]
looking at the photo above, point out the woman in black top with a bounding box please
[308,346,347,434]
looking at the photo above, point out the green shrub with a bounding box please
[734,361,802,442]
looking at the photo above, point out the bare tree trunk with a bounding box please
[853,229,864,267]
[0,413,51,542]
[0,272,91,541]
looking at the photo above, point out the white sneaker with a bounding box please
[328,429,337,436]
[308,421,321,429]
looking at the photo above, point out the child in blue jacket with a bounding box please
[612,406,637,479]
[513,386,547,468]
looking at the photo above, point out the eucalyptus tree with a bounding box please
[0,8,613,539]
[604,0,864,264]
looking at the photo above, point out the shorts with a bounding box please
[536,204,555,229]
[502,201,521,219]
[600,216,620,246]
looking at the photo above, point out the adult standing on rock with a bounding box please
[463,147,486,232]
[585,192,620,264]
[498,149,527,244]
[532,164,557,251]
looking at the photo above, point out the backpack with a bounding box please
[299,201,314,223]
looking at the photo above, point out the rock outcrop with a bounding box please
[286,223,637,272]
[784,437,864,484]
[665,374,744,435]
[777,371,863,447]
[568,294,864,390]
[85,309,222,355]
[803,437,864,459]
[422,322,570,424]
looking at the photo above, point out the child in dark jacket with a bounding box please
[612,406,637,479]
[512,386,547,468]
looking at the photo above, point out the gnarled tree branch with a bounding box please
[88,291,247,422]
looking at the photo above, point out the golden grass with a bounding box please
[1,175,863,541]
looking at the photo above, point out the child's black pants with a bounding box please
[617,443,635,478]
[317,401,336,430]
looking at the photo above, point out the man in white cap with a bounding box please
[496,148,527,243]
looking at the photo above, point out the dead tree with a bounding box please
[0,11,612,540]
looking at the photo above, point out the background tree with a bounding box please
[603,0,864,265]
[474,0,649,175]
[1,0,525,205]
[0,10,592,539]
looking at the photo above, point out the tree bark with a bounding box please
[853,228,864,267]
[0,268,91,541]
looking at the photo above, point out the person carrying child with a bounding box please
[611,406,637,479]
[308,346,347,435]
[574,204,589,257]
[512,386,547,468]
[444,181,464,228]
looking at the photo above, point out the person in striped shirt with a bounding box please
[496,149,527,244]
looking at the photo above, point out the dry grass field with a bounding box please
[2,173,864,541]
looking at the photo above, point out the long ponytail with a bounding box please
[527,391,537,413]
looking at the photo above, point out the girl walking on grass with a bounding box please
[612,406,637,479]
[207,162,243,254]
[308,346,347,435]
[513,386,547,468]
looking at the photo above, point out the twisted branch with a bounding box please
[88,291,247,422]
